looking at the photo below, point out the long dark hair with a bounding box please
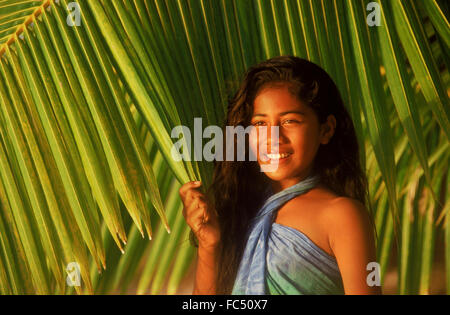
[207,56,370,294]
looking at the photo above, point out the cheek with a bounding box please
[249,129,270,163]
[249,128,267,149]
[290,128,320,156]
[249,129,259,156]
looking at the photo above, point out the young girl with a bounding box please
[179,56,380,295]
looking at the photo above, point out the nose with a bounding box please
[263,125,287,151]
[266,126,279,148]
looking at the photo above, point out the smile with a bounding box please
[263,152,292,160]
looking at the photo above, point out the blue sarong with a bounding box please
[231,174,344,295]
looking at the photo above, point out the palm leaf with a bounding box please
[0,0,448,295]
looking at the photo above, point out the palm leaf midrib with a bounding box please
[0,0,51,57]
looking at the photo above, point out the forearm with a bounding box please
[193,246,218,295]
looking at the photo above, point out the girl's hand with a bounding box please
[179,181,220,251]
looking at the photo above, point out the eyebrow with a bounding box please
[252,110,307,117]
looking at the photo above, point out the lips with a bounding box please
[261,152,292,161]
[266,153,291,159]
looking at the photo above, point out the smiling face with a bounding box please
[249,84,336,192]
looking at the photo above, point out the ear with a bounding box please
[320,115,336,145]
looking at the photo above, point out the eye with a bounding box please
[252,121,266,127]
[282,119,300,125]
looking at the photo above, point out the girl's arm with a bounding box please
[193,246,218,294]
[326,198,382,295]
[179,181,221,295]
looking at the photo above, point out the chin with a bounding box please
[259,162,310,184]
[261,168,291,182]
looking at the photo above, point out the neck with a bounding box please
[270,167,316,193]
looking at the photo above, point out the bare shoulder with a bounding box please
[321,196,375,246]
[285,185,370,222]
[322,197,371,225]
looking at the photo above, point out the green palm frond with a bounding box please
[0,0,44,48]
[0,0,448,295]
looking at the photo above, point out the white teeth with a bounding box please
[266,153,291,159]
